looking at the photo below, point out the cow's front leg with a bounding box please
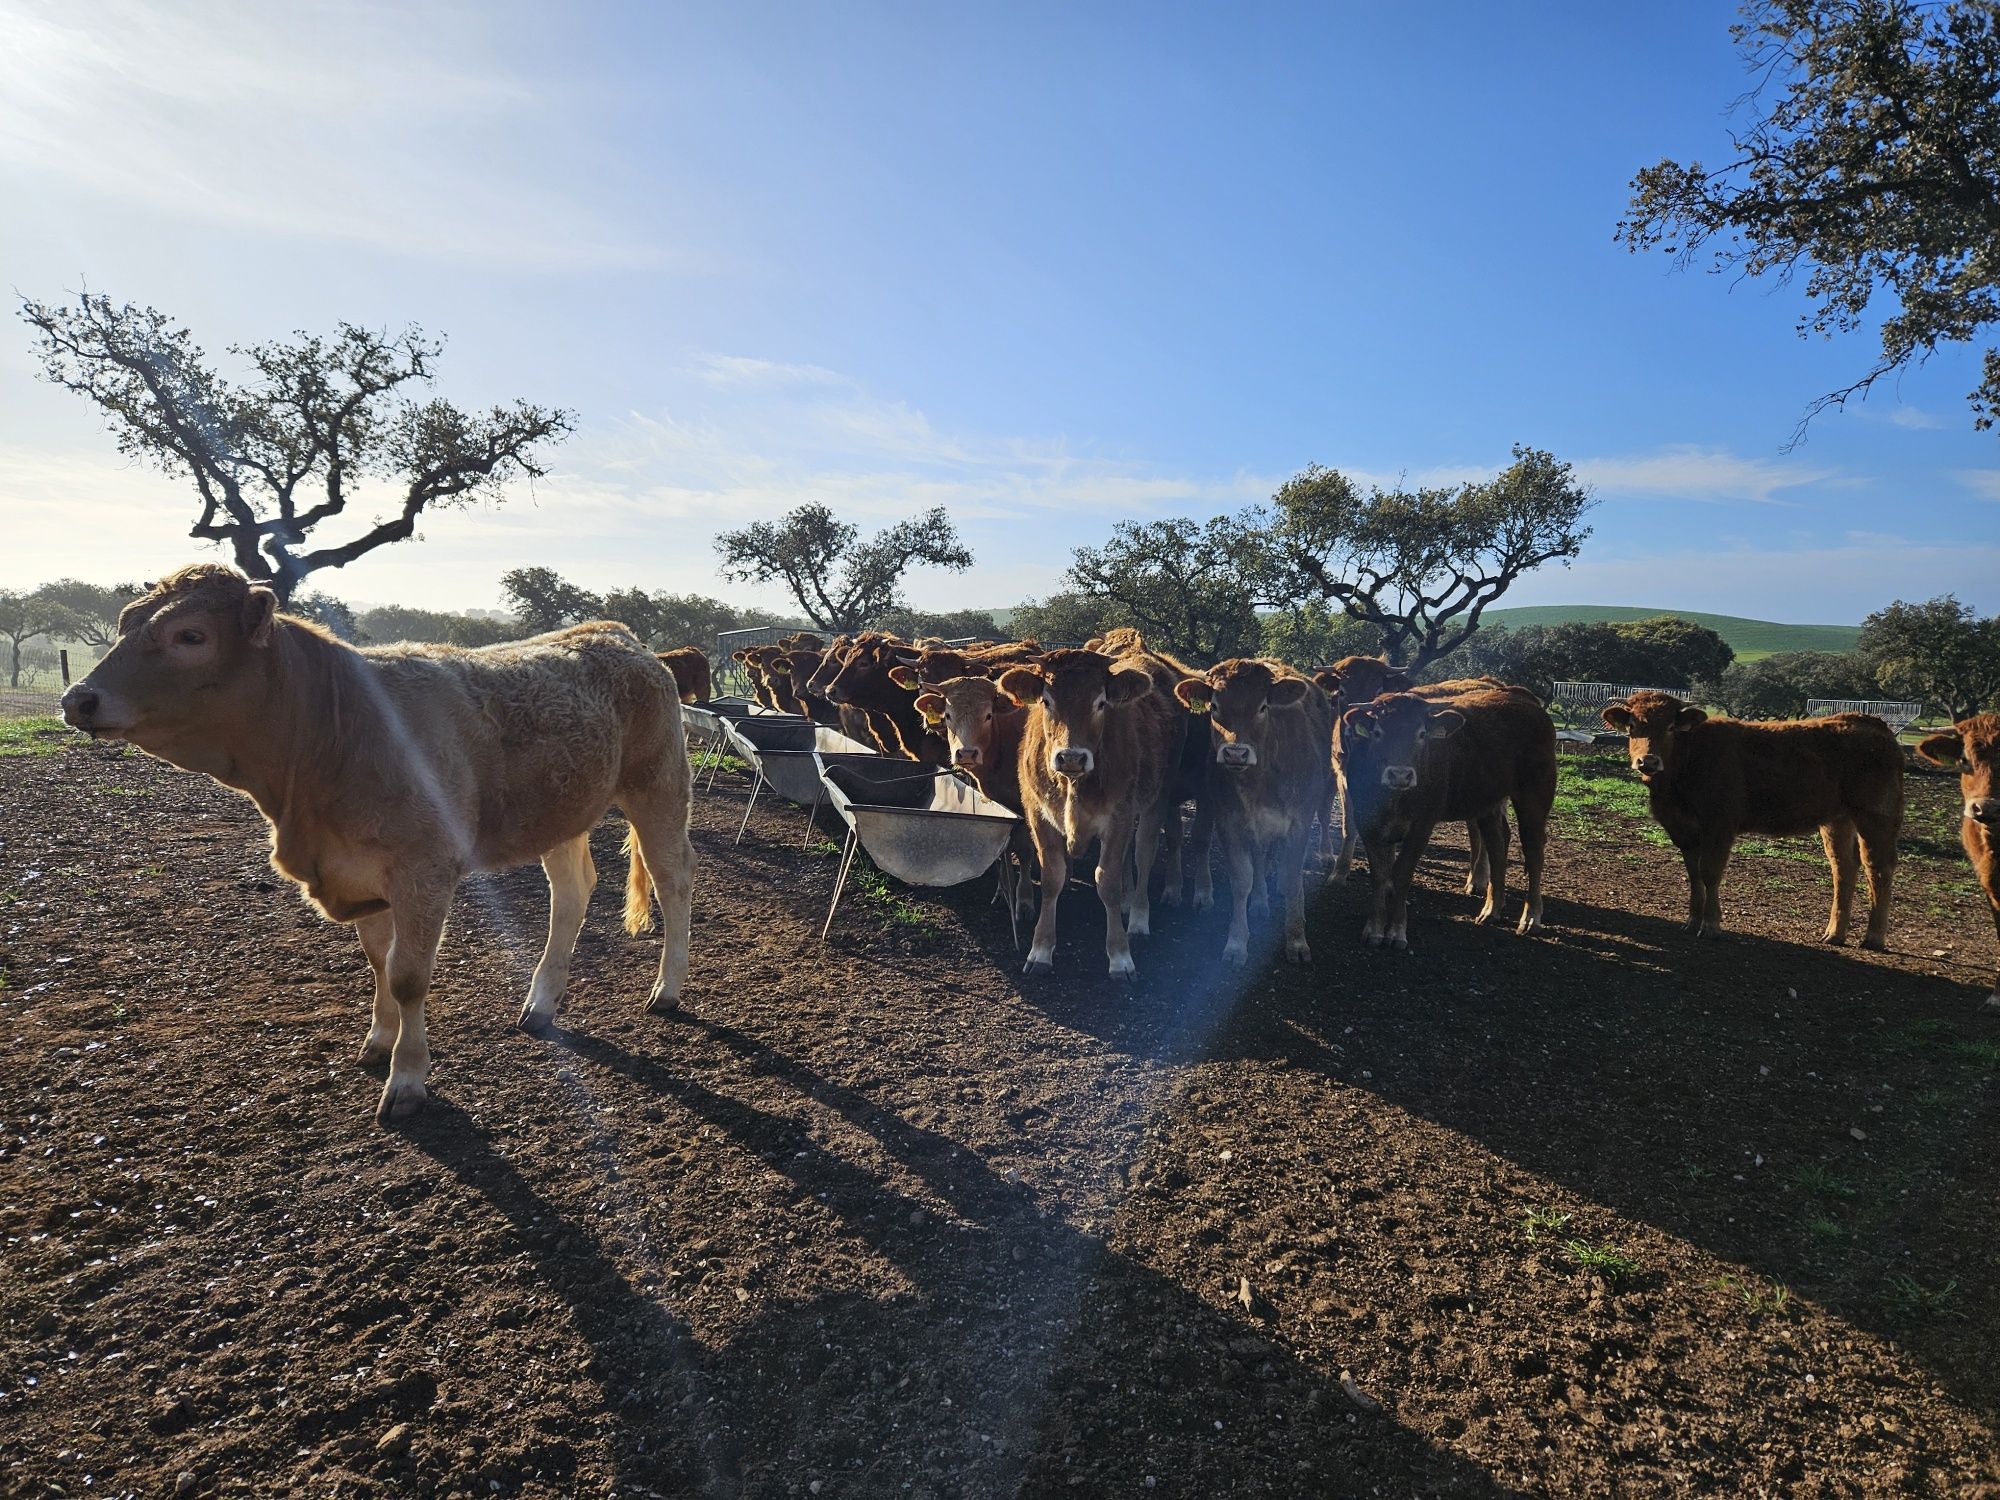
[1696,839,1731,937]
[1222,824,1255,965]
[1360,831,1396,945]
[1382,817,1435,952]
[1679,845,1706,934]
[356,910,396,1065]
[1024,816,1067,975]
[1128,806,1162,937]
[1280,825,1312,965]
[378,889,452,1125]
[1096,819,1138,981]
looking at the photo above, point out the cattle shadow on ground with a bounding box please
[403,1025,1528,1497]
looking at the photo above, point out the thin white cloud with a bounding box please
[1886,405,1946,430]
[1955,469,2000,502]
[690,355,849,390]
[0,0,661,270]
[1573,446,1837,506]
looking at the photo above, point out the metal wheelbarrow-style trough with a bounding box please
[722,717,878,842]
[812,754,1022,941]
[685,698,804,791]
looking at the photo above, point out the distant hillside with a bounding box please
[1481,605,1859,662]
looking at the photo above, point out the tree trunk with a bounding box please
[9,638,20,688]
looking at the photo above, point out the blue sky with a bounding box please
[2,0,1995,622]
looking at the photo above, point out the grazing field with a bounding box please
[2,742,1996,1497]
[1480,606,1863,663]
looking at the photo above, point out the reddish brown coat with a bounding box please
[1917,714,2000,1005]
[655,646,712,705]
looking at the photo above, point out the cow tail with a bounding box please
[623,827,657,934]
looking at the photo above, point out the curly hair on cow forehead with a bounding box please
[116,563,259,636]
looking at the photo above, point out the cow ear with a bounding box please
[1384,669,1412,692]
[997,667,1047,707]
[1601,702,1633,731]
[1428,708,1466,739]
[913,692,945,726]
[888,664,920,690]
[1341,705,1375,735]
[1174,678,1211,713]
[1268,677,1310,707]
[732,650,748,662]
[1916,732,1963,766]
[768,657,791,675]
[1311,670,1340,696]
[1107,666,1154,705]
[1676,706,1708,729]
[242,586,278,647]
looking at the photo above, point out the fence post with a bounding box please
[59,650,70,686]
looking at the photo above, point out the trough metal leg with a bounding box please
[735,771,765,845]
[821,829,861,941]
[801,787,825,848]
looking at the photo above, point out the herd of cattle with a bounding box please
[54,564,2000,1124]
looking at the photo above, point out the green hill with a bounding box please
[1480,605,1859,662]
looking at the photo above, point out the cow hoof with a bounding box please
[1364,930,1385,949]
[1389,937,1410,954]
[1158,888,1182,910]
[516,1002,556,1033]
[1221,942,1248,967]
[1983,991,2000,1012]
[645,986,682,1016]
[1248,898,1271,921]
[1190,889,1214,912]
[1106,957,1136,983]
[1285,940,1311,966]
[1821,928,1847,945]
[1023,955,1054,977]
[1517,912,1544,936]
[376,1079,428,1126]
[1859,934,1887,953]
[1126,910,1151,938]
[357,1034,392,1066]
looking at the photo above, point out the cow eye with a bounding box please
[1258,702,1269,715]
[1094,697,1107,713]
[177,628,206,646]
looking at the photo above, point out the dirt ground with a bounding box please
[2,731,1997,1498]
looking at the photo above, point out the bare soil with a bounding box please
[2,739,1997,1498]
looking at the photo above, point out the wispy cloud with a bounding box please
[1573,446,1838,506]
[1886,405,1946,430]
[0,0,661,270]
[1955,469,2000,502]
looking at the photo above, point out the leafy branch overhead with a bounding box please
[1618,0,2000,436]
[713,503,974,634]
[19,292,575,600]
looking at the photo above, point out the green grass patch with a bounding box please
[1562,1238,1640,1280]
[1520,1208,1572,1241]
[1552,757,1671,847]
[0,716,70,757]
[1708,1274,1794,1316]
[1480,604,1860,658]
[1882,1273,1961,1321]
[1787,1162,1856,1200]
[852,859,941,933]
[1956,1038,2000,1071]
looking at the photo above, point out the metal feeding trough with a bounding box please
[722,717,878,842]
[812,754,1021,941]
[685,698,803,791]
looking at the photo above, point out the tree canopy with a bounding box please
[1268,447,1596,668]
[500,566,605,635]
[1618,0,2000,436]
[714,504,973,634]
[20,293,574,600]
[1857,594,2000,718]
[1065,512,1273,666]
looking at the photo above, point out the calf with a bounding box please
[998,649,1180,978]
[655,646,712,706]
[768,647,843,727]
[60,565,695,1124]
[1342,688,1557,949]
[1174,659,1333,965]
[825,633,950,763]
[913,674,1038,917]
[1602,691,1902,946]
[1092,628,1210,909]
[1916,715,1999,1006]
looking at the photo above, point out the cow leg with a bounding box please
[1986,891,2000,1008]
[1678,844,1706,934]
[356,910,396,1065]
[1361,832,1398,945]
[1155,800,1183,909]
[1097,819,1139,980]
[377,890,451,1125]
[1188,793,1216,910]
[1853,811,1897,951]
[622,781,697,1014]
[1024,816,1068,975]
[1128,805,1162,937]
[1222,824,1256,965]
[1696,840,1731,937]
[1380,821,1434,952]
[519,833,597,1031]
[1514,790,1550,935]
[1248,839,1272,921]
[1280,823,1312,965]
[1464,819,1488,898]
[1472,810,1509,924]
[1332,771,1357,884]
[1819,818,1859,945]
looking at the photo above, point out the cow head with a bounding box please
[998,648,1153,780]
[1325,655,1412,712]
[914,676,1019,770]
[1340,692,1463,791]
[1602,690,1705,783]
[1917,714,2000,827]
[1174,658,1312,770]
[822,633,909,707]
[888,648,979,693]
[62,565,278,750]
[805,638,853,699]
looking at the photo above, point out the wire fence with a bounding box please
[1,685,65,721]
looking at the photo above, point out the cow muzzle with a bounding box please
[60,683,120,736]
[1969,798,2000,825]
[1380,765,1417,791]
[1632,753,1663,776]
[1051,747,1094,779]
[1216,743,1256,769]
[953,745,982,767]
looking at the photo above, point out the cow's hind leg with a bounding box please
[1853,811,1897,951]
[356,910,396,1065]
[1280,823,1313,965]
[1472,810,1509,924]
[621,780,696,1015]
[519,833,597,1031]
[1514,788,1550,934]
[1127,803,1163,937]
[1024,817,1068,975]
[1096,819,1139,980]
[378,889,451,1125]
[1820,818,1859,945]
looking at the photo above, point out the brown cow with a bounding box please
[824,633,949,763]
[1602,691,1902,946]
[998,649,1180,978]
[1090,628,1210,909]
[887,639,1046,691]
[1341,688,1557,949]
[913,674,1038,918]
[1917,715,1999,1005]
[655,646,712,706]
[736,644,806,714]
[60,564,695,1124]
[1174,659,1333,965]
[805,636,881,746]
[767,647,843,727]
